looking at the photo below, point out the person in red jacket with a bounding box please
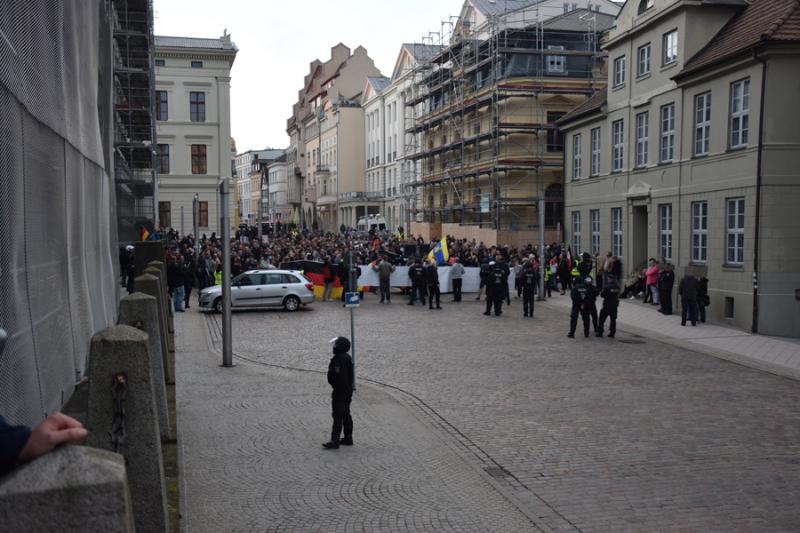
[643,258,660,305]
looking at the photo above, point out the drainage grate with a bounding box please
[484,466,511,479]
[617,339,646,345]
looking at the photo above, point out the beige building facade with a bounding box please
[154,34,237,234]
[560,0,800,337]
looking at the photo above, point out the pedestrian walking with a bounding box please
[521,260,537,317]
[596,275,620,338]
[568,277,593,338]
[323,336,354,450]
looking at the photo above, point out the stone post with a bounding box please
[119,292,172,440]
[147,261,175,351]
[86,325,168,533]
[134,240,165,277]
[144,265,175,355]
[0,445,135,533]
[135,273,174,384]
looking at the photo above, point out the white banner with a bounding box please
[357,266,513,293]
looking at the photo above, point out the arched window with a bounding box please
[638,0,654,15]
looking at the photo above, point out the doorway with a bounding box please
[631,205,649,270]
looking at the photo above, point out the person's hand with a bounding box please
[18,412,87,463]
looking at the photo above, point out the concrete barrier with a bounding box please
[0,445,135,532]
[119,292,172,441]
[86,325,168,533]
[145,262,175,353]
[134,240,165,277]
[135,273,173,385]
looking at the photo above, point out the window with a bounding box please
[660,103,675,163]
[199,201,208,228]
[572,134,582,179]
[663,30,678,65]
[572,211,582,254]
[155,59,165,67]
[590,209,600,254]
[726,198,745,264]
[659,204,672,262]
[191,60,203,68]
[691,201,708,262]
[637,43,651,77]
[730,79,750,148]
[635,112,649,167]
[613,56,626,87]
[612,119,624,171]
[547,112,566,152]
[590,127,601,176]
[611,208,623,257]
[157,144,169,174]
[158,201,171,228]
[563,2,577,13]
[546,45,566,74]
[638,0,654,14]
[156,90,168,121]
[190,92,206,122]
[191,144,207,174]
[694,92,711,156]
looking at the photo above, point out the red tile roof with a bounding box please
[557,87,608,125]
[679,0,800,77]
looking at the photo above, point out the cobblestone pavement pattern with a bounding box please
[219,295,800,531]
[175,310,537,533]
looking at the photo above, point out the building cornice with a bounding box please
[155,48,237,63]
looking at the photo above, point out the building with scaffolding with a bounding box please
[112,0,156,242]
[406,0,618,247]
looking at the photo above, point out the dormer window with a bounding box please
[638,0,654,15]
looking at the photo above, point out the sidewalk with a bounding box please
[542,293,800,380]
[172,309,541,532]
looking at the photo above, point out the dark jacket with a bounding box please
[167,261,184,290]
[697,277,710,305]
[658,269,675,291]
[679,276,699,301]
[521,265,538,289]
[601,279,620,309]
[327,351,354,396]
[423,264,439,286]
[0,415,31,476]
[408,265,425,286]
[570,283,590,309]
[489,261,510,288]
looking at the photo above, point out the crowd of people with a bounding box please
[119,225,711,332]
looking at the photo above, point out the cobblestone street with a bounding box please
[178,293,800,531]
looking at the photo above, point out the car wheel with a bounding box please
[213,298,222,313]
[283,295,300,312]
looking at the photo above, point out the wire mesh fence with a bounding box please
[0,0,118,426]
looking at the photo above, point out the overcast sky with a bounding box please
[154,0,459,153]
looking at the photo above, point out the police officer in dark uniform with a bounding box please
[323,336,354,449]
[485,253,510,317]
[407,258,426,306]
[424,259,442,310]
[585,277,599,334]
[568,277,592,338]
[521,260,537,318]
[597,275,620,338]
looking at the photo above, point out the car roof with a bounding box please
[243,269,302,276]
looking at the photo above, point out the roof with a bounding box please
[402,43,444,62]
[470,0,543,17]
[542,8,617,32]
[557,87,608,125]
[256,149,286,161]
[367,76,391,93]
[679,0,800,77]
[155,35,237,51]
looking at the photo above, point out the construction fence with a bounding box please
[0,0,119,426]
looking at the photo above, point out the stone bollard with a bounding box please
[0,445,135,533]
[135,273,174,384]
[134,240,165,277]
[146,263,175,352]
[119,292,173,441]
[86,325,169,533]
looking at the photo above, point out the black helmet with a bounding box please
[332,336,351,353]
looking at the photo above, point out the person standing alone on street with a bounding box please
[323,336,354,449]
[372,254,395,304]
[521,259,537,318]
[450,258,464,302]
[425,258,442,310]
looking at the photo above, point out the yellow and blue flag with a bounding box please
[427,238,449,266]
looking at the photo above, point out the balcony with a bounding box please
[338,191,384,204]
[315,165,330,177]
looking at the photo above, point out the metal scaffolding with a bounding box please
[405,3,610,242]
[111,0,156,242]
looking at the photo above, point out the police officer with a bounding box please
[485,253,509,317]
[521,260,537,318]
[323,336,354,449]
[407,258,426,306]
[568,277,592,338]
[424,258,442,310]
[585,276,599,334]
[597,275,620,338]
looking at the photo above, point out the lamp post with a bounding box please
[193,193,200,259]
[218,177,233,367]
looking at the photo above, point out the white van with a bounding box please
[357,214,387,232]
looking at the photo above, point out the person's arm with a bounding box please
[0,416,31,476]
[1,412,86,476]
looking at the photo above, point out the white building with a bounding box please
[264,153,289,223]
[154,33,237,234]
[234,148,283,225]
[361,44,442,233]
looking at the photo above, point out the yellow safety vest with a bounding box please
[571,259,581,278]
[214,271,222,285]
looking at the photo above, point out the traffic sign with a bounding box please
[344,292,360,308]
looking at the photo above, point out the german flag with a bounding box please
[139,226,150,241]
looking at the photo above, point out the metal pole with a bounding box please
[257,197,262,240]
[219,177,233,367]
[193,193,200,258]
[348,248,356,390]
[180,205,185,236]
[538,177,546,302]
